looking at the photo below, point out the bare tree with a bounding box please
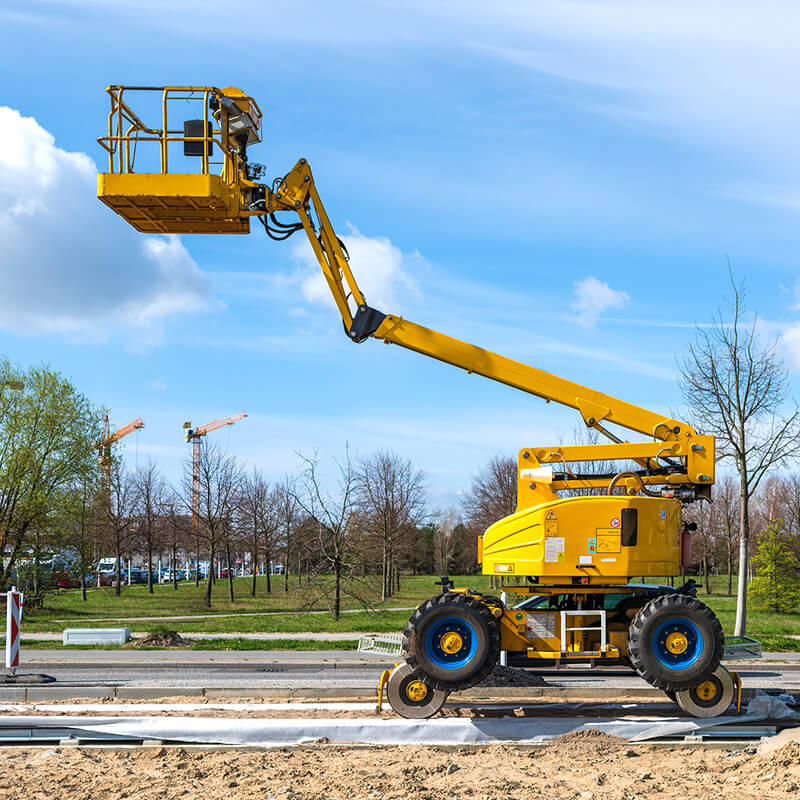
[183,441,242,608]
[680,276,800,634]
[461,455,517,533]
[240,468,279,596]
[162,493,190,591]
[275,477,298,593]
[357,450,425,600]
[133,460,168,594]
[432,508,458,576]
[685,495,717,594]
[292,449,366,621]
[714,474,740,596]
[104,462,138,597]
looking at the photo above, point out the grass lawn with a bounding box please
[21,575,492,635]
[19,572,800,650]
[20,638,357,651]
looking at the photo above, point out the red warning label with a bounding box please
[610,517,620,528]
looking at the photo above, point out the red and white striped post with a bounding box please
[5,587,22,675]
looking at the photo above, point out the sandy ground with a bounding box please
[0,697,695,719]
[0,732,799,800]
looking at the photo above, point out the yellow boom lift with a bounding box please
[97,85,737,718]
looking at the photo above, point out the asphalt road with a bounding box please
[11,650,800,692]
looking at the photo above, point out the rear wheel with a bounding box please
[404,593,500,690]
[628,593,723,693]
[385,663,449,719]
[674,665,735,717]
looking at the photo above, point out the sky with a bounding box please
[2,1,800,508]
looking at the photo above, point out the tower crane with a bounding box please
[97,86,744,720]
[183,412,247,542]
[93,414,145,492]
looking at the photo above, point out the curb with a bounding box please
[0,685,768,703]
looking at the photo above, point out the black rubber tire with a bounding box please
[628,593,723,693]
[675,665,735,718]
[403,593,500,691]
[385,663,449,719]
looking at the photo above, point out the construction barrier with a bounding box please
[3,588,23,675]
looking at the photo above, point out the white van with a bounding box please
[97,558,118,574]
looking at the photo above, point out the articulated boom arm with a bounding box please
[96,85,714,500]
[268,160,714,497]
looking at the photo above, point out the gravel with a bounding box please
[478,664,549,687]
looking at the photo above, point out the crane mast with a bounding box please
[183,412,247,547]
[93,413,145,493]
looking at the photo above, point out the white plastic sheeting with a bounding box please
[0,712,779,746]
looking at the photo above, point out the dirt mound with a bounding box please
[133,631,185,648]
[478,664,548,687]
[556,728,626,743]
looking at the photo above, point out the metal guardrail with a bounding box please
[357,633,404,656]
[722,635,762,660]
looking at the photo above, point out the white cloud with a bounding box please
[571,277,630,327]
[148,380,168,392]
[291,222,422,313]
[0,107,211,342]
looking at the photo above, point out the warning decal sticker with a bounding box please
[610,517,620,528]
[526,612,556,639]
[545,510,558,536]
[544,537,565,563]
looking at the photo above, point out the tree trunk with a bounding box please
[114,550,122,597]
[226,544,235,603]
[203,546,214,608]
[265,551,271,594]
[727,535,733,596]
[147,547,154,594]
[333,557,341,621]
[195,537,201,587]
[172,544,178,590]
[284,537,289,592]
[734,471,749,636]
[703,554,710,594]
[382,537,388,602]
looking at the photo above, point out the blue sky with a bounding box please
[2,1,800,507]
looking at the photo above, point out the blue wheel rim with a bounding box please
[423,616,478,670]
[652,618,704,669]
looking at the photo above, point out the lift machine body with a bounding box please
[97,85,735,718]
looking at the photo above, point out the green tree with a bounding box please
[0,359,97,588]
[748,520,800,613]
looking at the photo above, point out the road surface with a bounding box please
[9,650,800,693]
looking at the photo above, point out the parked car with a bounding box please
[123,568,148,585]
[161,568,188,582]
[53,570,81,589]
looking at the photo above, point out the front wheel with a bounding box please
[674,665,735,717]
[628,593,723,693]
[403,593,500,690]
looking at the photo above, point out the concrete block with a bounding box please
[63,628,130,645]
[115,687,204,700]
[0,688,27,702]
[26,686,114,702]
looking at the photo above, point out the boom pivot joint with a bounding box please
[348,304,386,343]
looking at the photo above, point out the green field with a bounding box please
[18,573,800,650]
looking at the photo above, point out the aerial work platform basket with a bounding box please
[97,85,262,234]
